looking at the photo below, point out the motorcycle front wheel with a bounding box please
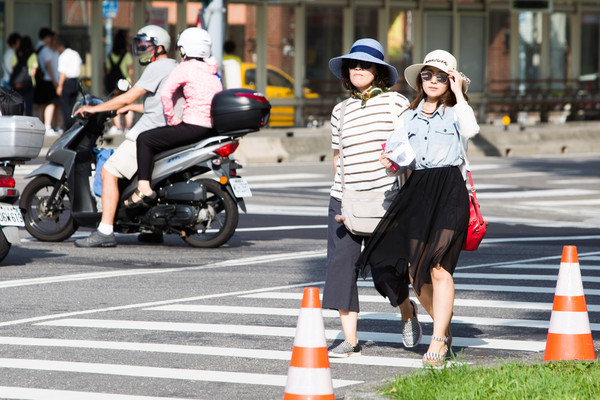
[21,175,78,242]
[183,178,239,248]
[0,230,10,263]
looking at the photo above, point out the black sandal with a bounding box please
[124,189,156,208]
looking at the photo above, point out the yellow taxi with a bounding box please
[240,62,318,127]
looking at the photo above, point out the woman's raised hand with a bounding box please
[447,69,465,102]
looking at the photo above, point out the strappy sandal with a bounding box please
[124,189,156,208]
[422,335,448,368]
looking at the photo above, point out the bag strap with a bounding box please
[338,99,349,189]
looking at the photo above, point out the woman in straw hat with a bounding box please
[357,49,480,366]
[323,38,422,358]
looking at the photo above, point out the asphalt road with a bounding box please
[0,154,599,399]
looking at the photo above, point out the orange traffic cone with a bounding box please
[284,287,334,400]
[544,246,596,361]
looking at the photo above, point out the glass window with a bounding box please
[487,11,511,94]
[388,9,414,95]
[459,15,485,93]
[354,7,378,39]
[549,13,569,91]
[305,6,343,95]
[425,14,452,53]
[518,11,543,92]
[581,14,599,76]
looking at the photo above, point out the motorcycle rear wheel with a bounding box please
[0,230,10,263]
[21,175,78,242]
[183,178,239,248]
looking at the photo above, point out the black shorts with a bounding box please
[34,79,57,104]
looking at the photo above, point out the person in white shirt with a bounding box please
[2,33,21,88]
[34,28,60,135]
[56,37,82,130]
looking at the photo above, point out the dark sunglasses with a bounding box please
[420,70,449,84]
[344,59,373,70]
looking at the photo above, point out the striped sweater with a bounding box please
[330,91,409,200]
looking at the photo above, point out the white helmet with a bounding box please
[133,25,171,65]
[177,27,212,59]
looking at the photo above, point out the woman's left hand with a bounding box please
[447,69,465,102]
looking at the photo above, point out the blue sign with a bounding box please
[102,0,119,19]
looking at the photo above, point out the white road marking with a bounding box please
[36,319,546,352]
[0,337,420,368]
[240,292,600,313]
[477,188,599,199]
[0,250,327,289]
[0,386,191,400]
[0,358,361,388]
[146,304,592,331]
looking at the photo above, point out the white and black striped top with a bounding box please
[330,91,410,200]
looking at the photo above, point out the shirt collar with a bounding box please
[414,99,447,120]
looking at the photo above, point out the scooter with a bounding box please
[20,83,270,248]
[0,115,45,263]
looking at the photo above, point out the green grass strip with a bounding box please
[380,359,600,399]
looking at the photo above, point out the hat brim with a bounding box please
[329,53,398,87]
[404,62,469,93]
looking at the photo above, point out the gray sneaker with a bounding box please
[328,341,361,358]
[74,230,117,248]
[402,300,422,348]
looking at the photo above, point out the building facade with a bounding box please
[1,0,599,125]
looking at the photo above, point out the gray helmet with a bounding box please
[133,25,171,65]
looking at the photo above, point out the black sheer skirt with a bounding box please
[357,166,469,296]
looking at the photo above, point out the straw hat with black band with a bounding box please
[404,49,471,93]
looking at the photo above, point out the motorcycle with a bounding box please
[0,115,45,263]
[20,83,271,248]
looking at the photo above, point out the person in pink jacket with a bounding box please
[125,27,222,206]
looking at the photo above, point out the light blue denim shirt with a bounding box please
[406,100,464,170]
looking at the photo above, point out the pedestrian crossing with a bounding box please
[0,254,598,399]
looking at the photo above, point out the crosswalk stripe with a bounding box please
[453,272,600,283]
[147,304,600,331]
[477,188,599,199]
[36,319,545,352]
[239,292,600,312]
[484,263,600,271]
[0,386,190,400]
[0,337,420,368]
[0,358,362,388]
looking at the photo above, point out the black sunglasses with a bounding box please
[420,70,449,84]
[344,59,373,70]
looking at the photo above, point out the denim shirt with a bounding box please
[406,100,463,170]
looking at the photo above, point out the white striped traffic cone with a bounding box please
[544,245,596,361]
[283,287,334,400]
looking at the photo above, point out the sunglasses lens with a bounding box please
[420,71,433,81]
[436,72,449,83]
[346,60,373,69]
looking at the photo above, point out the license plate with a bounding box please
[0,205,24,227]
[229,177,252,198]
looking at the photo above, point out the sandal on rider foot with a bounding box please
[124,189,156,208]
[422,336,448,368]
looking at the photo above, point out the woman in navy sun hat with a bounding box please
[328,38,398,85]
[322,38,422,358]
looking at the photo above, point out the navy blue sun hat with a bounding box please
[328,38,398,85]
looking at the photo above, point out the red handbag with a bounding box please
[462,171,488,251]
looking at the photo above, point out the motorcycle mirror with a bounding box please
[117,79,131,92]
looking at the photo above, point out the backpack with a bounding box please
[9,56,33,90]
[104,52,126,94]
[33,45,47,103]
